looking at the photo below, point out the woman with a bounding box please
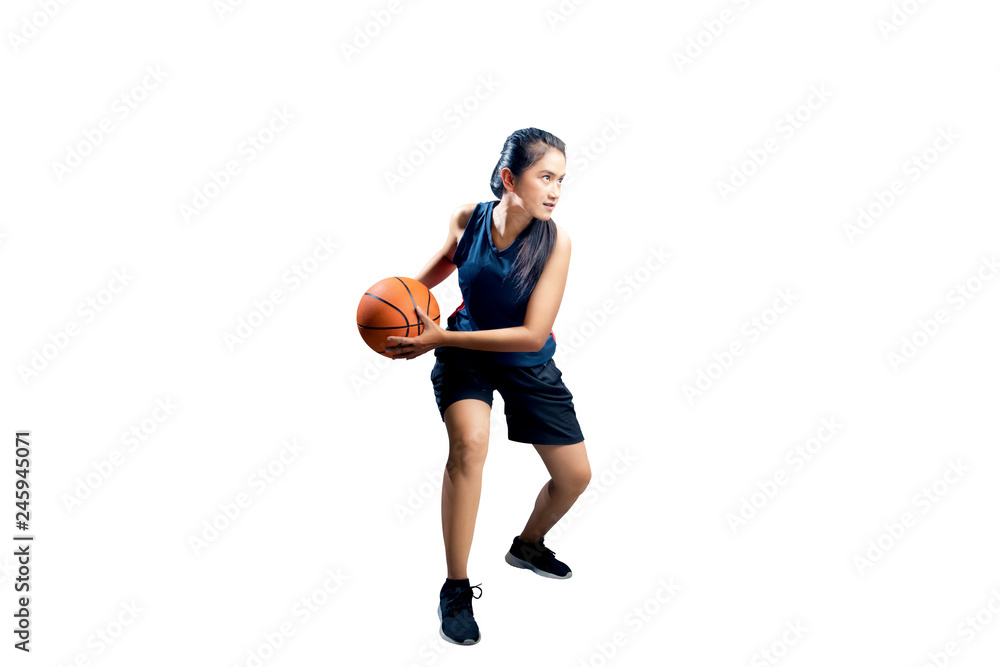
[385,128,592,646]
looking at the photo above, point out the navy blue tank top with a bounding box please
[436,200,557,366]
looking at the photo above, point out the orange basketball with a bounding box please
[357,277,440,356]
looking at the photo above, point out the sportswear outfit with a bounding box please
[429,199,585,445]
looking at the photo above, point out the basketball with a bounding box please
[357,277,441,355]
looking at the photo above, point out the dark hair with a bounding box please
[489,127,566,305]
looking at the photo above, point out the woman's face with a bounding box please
[507,148,565,220]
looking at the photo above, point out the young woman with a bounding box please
[385,128,592,646]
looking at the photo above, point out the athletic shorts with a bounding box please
[429,347,585,446]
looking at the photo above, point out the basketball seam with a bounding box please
[362,293,409,337]
[357,318,438,331]
[394,276,420,337]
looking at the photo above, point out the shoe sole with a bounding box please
[437,604,481,645]
[505,551,573,579]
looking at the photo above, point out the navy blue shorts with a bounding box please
[430,347,585,446]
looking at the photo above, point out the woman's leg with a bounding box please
[519,440,592,543]
[441,398,493,580]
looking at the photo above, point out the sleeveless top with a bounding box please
[435,199,557,366]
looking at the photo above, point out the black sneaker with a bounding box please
[505,535,572,579]
[438,581,483,645]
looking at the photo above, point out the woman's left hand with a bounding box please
[385,306,446,359]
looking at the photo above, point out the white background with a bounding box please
[2,0,999,664]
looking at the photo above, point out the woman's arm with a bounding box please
[414,203,476,288]
[387,221,571,359]
[442,326,538,354]
[413,250,455,291]
[440,225,571,354]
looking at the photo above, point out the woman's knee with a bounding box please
[446,429,489,474]
[446,431,489,474]
[443,399,491,475]
[539,441,591,495]
[559,463,591,495]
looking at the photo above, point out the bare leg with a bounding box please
[519,441,591,543]
[441,399,492,580]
